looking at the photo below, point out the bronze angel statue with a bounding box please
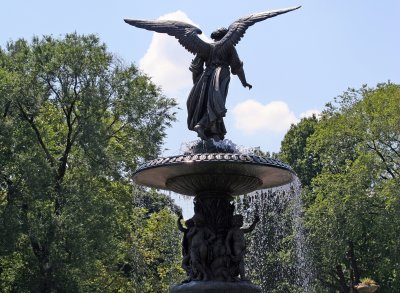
[125,6,300,141]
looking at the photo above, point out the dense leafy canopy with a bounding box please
[280,114,321,188]
[0,33,183,292]
[279,83,400,292]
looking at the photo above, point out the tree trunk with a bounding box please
[347,241,361,284]
[336,264,350,293]
[30,238,54,293]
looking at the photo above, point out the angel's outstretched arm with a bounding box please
[230,48,252,89]
[234,67,252,90]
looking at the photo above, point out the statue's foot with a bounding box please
[194,125,207,140]
[212,135,222,141]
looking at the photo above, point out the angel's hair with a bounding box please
[210,27,228,41]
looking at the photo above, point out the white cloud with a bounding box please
[139,11,208,100]
[232,100,299,134]
[300,109,321,118]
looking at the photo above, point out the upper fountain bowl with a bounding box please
[133,153,295,196]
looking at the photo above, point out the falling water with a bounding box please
[235,177,313,293]
[291,178,313,292]
[180,139,263,155]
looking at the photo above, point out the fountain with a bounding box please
[236,180,313,292]
[126,6,301,293]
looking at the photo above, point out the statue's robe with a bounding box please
[187,45,243,140]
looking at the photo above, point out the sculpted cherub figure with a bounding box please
[225,214,260,280]
[186,214,216,280]
[177,215,195,280]
[125,6,300,141]
[210,236,232,281]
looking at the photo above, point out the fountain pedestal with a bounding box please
[170,194,261,293]
[133,148,294,293]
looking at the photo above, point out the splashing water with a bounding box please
[235,177,313,293]
[180,139,262,155]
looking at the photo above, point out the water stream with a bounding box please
[234,178,313,292]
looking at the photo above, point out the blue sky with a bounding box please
[1,0,399,155]
[1,1,399,217]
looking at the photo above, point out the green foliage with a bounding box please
[135,209,184,292]
[279,114,321,187]
[282,83,400,292]
[0,33,181,292]
[359,277,377,286]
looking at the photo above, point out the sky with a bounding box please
[1,1,399,217]
[2,0,399,154]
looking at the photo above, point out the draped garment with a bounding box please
[187,46,243,140]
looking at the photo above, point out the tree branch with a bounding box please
[106,122,128,140]
[17,102,56,167]
[44,78,68,117]
[367,141,396,179]
[56,100,77,185]
[3,100,11,118]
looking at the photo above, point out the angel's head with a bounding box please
[211,27,228,41]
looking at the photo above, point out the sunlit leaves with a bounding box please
[301,83,400,291]
[0,33,179,292]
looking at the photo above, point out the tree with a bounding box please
[279,115,321,188]
[134,208,184,292]
[298,83,400,292]
[0,33,180,292]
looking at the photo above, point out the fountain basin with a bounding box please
[133,153,295,196]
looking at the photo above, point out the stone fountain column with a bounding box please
[133,144,295,293]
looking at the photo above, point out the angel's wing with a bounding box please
[124,19,210,57]
[215,6,301,54]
